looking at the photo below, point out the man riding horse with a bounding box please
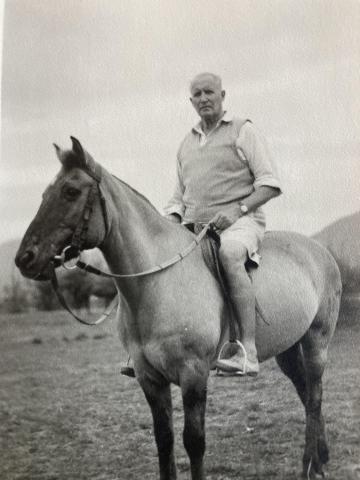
[164,72,282,376]
[15,88,341,478]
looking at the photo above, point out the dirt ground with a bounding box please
[0,307,359,480]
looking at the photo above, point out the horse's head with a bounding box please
[15,137,108,280]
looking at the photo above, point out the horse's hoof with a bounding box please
[318,439,329,464]
[302,462,326,479]
[302,472,325,479]
[302,470,326,479]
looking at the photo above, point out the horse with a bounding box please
[15,137,342,480]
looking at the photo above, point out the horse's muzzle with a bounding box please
[15,247,44,279]
[15,249,35,271]
[15,245,58,281]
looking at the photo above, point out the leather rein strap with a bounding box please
[76,221,213,279]
[50,267,119,326]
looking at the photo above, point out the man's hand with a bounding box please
[211,205,241,230]
[165,213,181,223]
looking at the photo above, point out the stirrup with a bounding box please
[216,340,248,376]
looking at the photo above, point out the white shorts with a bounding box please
[220,213,266,265]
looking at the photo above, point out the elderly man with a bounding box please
[164,72,282,376]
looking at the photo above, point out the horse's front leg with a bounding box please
[180,367,208,480]
[140,379,177,480]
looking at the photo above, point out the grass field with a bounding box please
[0,307,359,480]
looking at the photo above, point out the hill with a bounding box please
[313,211,360,294]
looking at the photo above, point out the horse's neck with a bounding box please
[99,173,193,299]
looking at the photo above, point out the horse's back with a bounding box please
[249,231,341,360]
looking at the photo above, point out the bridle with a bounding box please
[50,163,214,326]
[53,161,110,269]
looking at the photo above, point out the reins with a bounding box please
[50,267,119,326]
[71,220,213,278]
[50,163,215,325]
[51,223,212,325]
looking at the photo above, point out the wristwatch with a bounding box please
[239,202,249,215]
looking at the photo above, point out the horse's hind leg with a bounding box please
[276,339,329,479]
[140,379,176,480]
[300,319,333,479]
[180,367,208,480]
[276,341,307,405]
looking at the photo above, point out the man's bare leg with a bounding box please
[216,240,259,375]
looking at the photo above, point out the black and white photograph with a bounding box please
[1,1,359,479]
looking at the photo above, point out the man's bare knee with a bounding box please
[219,240,248,268]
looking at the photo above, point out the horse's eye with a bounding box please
[64,187,81,200]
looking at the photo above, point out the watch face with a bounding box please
[240,204,248,214]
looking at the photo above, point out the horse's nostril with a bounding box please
[16,250,35,269]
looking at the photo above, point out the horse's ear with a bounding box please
[53,143,63,162]
[70,136,88,167]
[70,136,84,157]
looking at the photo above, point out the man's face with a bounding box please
[190,76,225,122]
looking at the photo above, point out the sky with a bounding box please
[1,0,360,245]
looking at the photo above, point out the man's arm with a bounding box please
[212,122,281,230]
[163,157,185,222]
[212,186,280,230]
[241,185,280,211]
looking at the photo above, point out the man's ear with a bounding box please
[221,90,226,99]
[189,97,193,105]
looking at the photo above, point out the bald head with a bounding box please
[190,72,222,93]
[189,73,225,125]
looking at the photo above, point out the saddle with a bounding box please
[186,223,221,272]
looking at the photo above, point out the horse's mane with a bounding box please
[111,174,160,214]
